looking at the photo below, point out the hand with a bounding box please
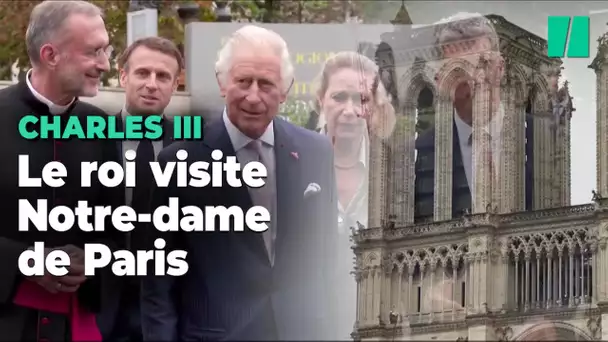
[57,244,87,291]
[26,245,87,293]
[59,244,85,276]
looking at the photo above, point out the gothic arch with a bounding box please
[434,58,476,98]
[363,252,379,267]
[504,61,529,105]
[515,321,592,341]
[398,64,438,111]
[529,71,550,113]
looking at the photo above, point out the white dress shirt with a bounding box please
[222,109,277,264]
[121,107,164,206]
[320,125,368,339]
[454,104,503,200]
[25,69,74,114]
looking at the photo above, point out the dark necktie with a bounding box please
[245,140,275,265]
[129,139,155,252]
[132,139,155,210]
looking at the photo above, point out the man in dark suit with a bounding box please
[0,1,122,341]
[415,13,504,221]
[141,25,338,341]
[97,37,183,342]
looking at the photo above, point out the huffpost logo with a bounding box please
[547,16,590,58]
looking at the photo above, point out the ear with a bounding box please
[40,44,59,68]
[280,78,294,103]
[172,71,180,92]
[216,72,227,97]
[119,68,127,88]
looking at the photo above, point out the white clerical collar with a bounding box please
[25,69,75,115]
[222,107,274,151]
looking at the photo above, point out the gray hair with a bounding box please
[26,0,103,65]
[215,25,295,92]
[435,12,499,52]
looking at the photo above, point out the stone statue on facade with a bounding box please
[356,221,366,231]
[462,208,472,226]
[550,84,571,127]
[544,64,571,128]
[592,189,601,202]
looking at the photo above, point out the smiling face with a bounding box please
[319,67,373,143]
[218,44,286,139]
[119,45,179,115]
[48,13,110,97]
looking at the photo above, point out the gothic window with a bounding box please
[416,87,434,136]
[414,86,435,223]
[525,90,535,211]
[507,231,593,311]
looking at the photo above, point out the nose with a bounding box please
[244,81,262,103]
[97,54,110,73]
[341,99,359,119]
[145,74,159,90]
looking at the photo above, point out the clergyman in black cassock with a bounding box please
[0,79,124,341]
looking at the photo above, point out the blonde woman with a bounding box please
[312,51,396,338]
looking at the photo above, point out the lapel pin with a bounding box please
[291,151,299,160]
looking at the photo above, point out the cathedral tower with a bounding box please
[350,8,606,342]
[591,30,608,197]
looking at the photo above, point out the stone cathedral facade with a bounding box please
[351,13,608,341]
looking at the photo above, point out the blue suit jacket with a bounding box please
[141,116,339,341]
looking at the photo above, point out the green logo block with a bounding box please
[547,16,590,58]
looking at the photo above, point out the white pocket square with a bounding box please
[303,183,321,199]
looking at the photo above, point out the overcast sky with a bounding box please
[378,1,608,205]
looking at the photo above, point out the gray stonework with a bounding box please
[352,14,602,342]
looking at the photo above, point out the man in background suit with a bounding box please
[415,13,504,221]
[141,25,338,340]
[97,37,182,342]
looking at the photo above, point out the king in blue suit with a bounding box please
[140,25,339,341]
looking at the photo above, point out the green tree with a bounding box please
[0,1,37,79]
[0,0,391,83]
[0,0,216,84]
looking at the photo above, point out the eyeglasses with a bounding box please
[89,45,114,60]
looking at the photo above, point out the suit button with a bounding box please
[41,317,50,324]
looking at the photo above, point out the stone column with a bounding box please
[471,62,493,213]
[498,57,527,213]
[434,94,453,220]
[368,135,389,229]
[530,69,553,210]
[590,35,608,197]
[498,63,517,213]
[390,101,416,225]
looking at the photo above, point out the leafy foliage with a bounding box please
[0,1,37,79]
[0,0,216,83]
[0,0,392,92]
